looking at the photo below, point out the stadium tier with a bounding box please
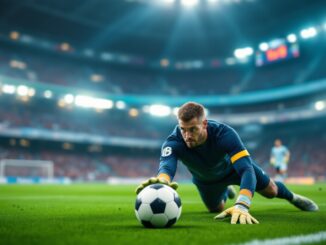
[0,39,325,96]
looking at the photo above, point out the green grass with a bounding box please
[0,183,325,245]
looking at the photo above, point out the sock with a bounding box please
[275,181,294,201]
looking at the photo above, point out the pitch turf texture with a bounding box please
[0,184,325,245]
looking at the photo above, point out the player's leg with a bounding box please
[274,165,283,182]
[275,164,286,183]
[193,180,228,213]
[279,163,288,183]
[253,162,319,211]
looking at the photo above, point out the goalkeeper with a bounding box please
[136,102,318,224]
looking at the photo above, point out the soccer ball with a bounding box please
[135,183,182,228]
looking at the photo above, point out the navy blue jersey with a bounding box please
[158,120,257,193]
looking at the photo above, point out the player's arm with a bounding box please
[270,156,276,166]
[284,148,290,164]
[270,149,276,166]
[135,141,178,194]
[214,126,258,224]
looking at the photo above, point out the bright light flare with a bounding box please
[149,104,171,117]
[181,0,199,8]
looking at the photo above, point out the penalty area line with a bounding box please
[235,231,326,245]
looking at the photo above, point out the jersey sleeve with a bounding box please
[157,140,178,181]
[218,125,257,196]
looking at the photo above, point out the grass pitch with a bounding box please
[0,183,325,245]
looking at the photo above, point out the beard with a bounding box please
[185,132,206,148]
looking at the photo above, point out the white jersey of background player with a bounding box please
[270,139,290,183]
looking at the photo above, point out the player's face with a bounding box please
[275,139,282,147]
[179,117,208,148]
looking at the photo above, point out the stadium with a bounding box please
[0,0,325,244]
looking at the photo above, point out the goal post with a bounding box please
[0,159,54,179]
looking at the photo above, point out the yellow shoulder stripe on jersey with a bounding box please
[231,149,250,164]
[157,173,171,182]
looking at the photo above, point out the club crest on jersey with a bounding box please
[162,147,172,157]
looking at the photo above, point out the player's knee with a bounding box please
[207,202,225,213]
[260,180,278,199]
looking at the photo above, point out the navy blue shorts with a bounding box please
[193,162,270,210]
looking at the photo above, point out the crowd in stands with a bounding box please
[252,129,326,180]
[0,40,325,96]
[0,147,190,181]
[0,100,174,139]
[0,126,325,182]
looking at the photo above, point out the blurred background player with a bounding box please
[270,139,290,183]
[136,102,319,225]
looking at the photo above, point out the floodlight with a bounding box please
[17,85,29,96]
[287,34,297,43]
[2,84,16,94]
[300,27,317,39]
[234,47,253,59]
[315,101,325,111]
[44,90,53,99]
[64,94,74,104]
[259,42,269,51]
[149,104,171,117]
[181,0,199,8]
[116,101,126,110]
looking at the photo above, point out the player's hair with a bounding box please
[177,102,205,122]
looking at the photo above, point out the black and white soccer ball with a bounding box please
[135,183,182,228]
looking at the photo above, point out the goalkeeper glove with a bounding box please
[135,177,178,194]
[214,204,259,224]
[214,190,259,224]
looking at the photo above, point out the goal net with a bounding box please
[0,159,54,179]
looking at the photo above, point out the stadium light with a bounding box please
[17,85,29,96]
[28,88,35,97]
[116,100,126,110]
[10,60,26,70]
[234,47,253,59]
[207,0,219,5]
[300,27,317,39]
[9,31,20,40]
[287,34,297,43]
[75,95,113,109]
[163,0,175,4]
[172,107,179,116]
[64,94,75,104]
[43,90,53,99]
[259,42,269,51]
[149,104,171,117]
[315,101,325,111]
[60,42,71,52]
[90,74,103,83]
[160,58,170,67]
[2,84,16,94]
[181,0,199,8]
[129,108,139,117]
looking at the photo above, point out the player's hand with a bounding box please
[214,205,259,224]
[135,177,178,194]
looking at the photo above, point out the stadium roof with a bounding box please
[0,0,324,59]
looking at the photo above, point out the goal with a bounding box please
[0,159,54,179]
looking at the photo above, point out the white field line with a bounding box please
[235,231,326,245]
